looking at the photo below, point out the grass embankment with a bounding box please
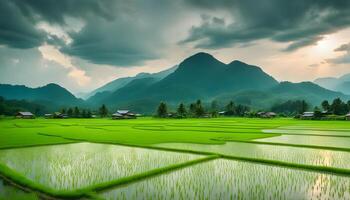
[211,138,350,152]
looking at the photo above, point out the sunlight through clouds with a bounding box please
[38,44,91,86]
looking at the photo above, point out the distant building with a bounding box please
[16,112,35,119]
[346,113,350,121]
[112,110,136,119]
[322,110,330,115]
[44,112,67,119]
[53,112,65,118]
[301,112,314,119]
[218,111,226,115]
[258,112,277,118]
[44,114,53,119]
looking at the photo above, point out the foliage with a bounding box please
[321,100,330,111]
[0,96,48,116]
[271,100,310,115]
[176,103,187,118]
[330,98,348,115]
[194,100,205,117]
[99,104,108,117]
[156,102,168,118]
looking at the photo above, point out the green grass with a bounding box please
[0,117,292,148]
[1,117,350,199]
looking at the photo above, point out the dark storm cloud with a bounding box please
[0,0,176,66]
[0,0,118,49]
[11,0,118,25]
[0,1,45,48]
[283,36,323,52]
[183,0,350,51]
[335,43,350,52]
[327,42,350,64]
[3,0,350,66]
[61,17,159,66]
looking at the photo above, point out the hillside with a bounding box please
[0,83,83,109]
[314,73,350,95]
[1,53,346,114]
[87,53,349,113]
[87,65,178,99]
[89,52,280,111]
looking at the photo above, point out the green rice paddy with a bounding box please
[0,142,203,191]
[154,141,350,169]
[0,117,350,199]
[256,134,350,149]
[101,159,350,200]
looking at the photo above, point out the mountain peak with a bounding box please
[228,60,247,65]
[177,52,224,71]
[44,83,62,88]
[182,52,216,63]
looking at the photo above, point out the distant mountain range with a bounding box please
[314,74,350,95]
[0,52,348,114]
[0,83,83,111]
[87,52,347,113]
[86,65,178,99]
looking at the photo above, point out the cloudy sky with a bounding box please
[1,0,350,95]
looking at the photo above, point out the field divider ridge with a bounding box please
[0,162,93,199]
[82,155,219,193]
[211,138,350,152]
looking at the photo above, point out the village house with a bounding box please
[346,113,350,121]
[301,112,314,119]
[44,114,53,118]
[112,110,136,119]
[257,112,277,118]
[16,112,35,119]
[44,112,66,119]
[218,111,226,116]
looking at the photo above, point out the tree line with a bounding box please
[156,100,250,118]
[319,98,350,115]
[0,96,48,116]
[271,100,309,116]
[59,104,109,118]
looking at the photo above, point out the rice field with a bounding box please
[263,129,350,136]
[0,117,350,199]
[0,142,203,191]
[256,134,350,149]
[0,179,38,200]
[154,141,350,169]
[100,159,350,200]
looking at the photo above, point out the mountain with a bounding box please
[0,83,83,110]
[1,52,346,114]
[87,65,178,99]
[89,52,280,112]
[314,73,350,95]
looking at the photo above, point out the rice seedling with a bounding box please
[154,142,350,169]
[0,142,203,191]
[100,159,350,200]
